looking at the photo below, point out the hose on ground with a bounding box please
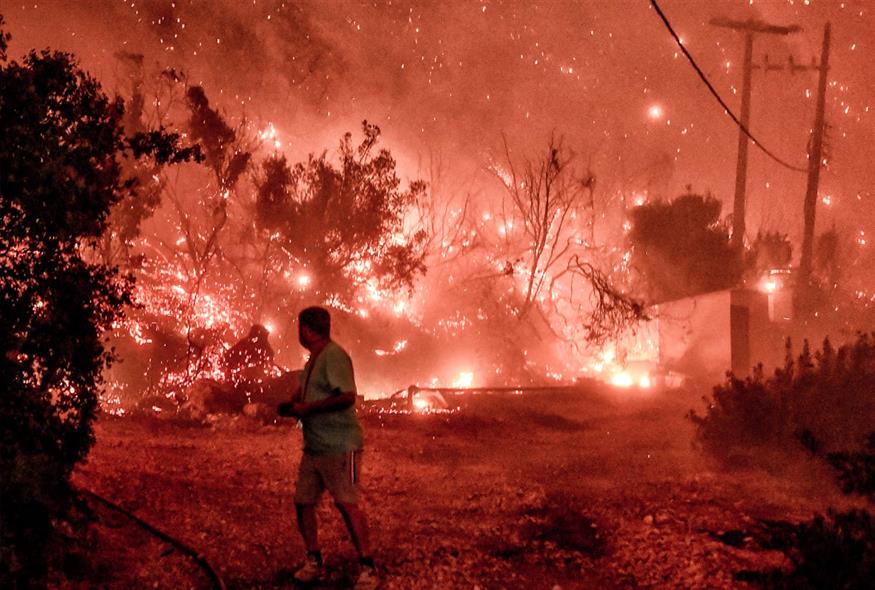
[78,487,227,590]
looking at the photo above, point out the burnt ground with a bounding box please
[70,383,859,589]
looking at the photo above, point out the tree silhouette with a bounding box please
[254,121,428,301]
[492,135,581,319]
[0,19,197,584]
[628,192,742,303]
[749,230,792,273]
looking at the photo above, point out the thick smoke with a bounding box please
[9,1,874,226]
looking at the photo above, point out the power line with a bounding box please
[649,0,808,173]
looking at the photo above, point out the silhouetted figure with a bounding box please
[277,306,377,589]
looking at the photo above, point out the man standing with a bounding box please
[278,306,378,589]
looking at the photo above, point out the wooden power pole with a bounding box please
[796,23,831,315]
[710,18,801,250]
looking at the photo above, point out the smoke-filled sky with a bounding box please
[5,0,875,253]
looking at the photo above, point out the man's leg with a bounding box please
[322,451,371,558]
[336,502,371,558]
[324,452,378,588]
[293,454,325,583]
[295,503,320,553]
[294,453,323,551]
[337,503,378,589]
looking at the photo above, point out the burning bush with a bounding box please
[254,120,428,301]
[0,18,197,585]
[689,334,875,474]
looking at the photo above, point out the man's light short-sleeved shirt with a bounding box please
[300,341,363,454]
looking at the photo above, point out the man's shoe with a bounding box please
[293,553,323,584]
[354,564,379,590]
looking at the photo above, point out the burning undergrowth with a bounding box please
[91,67,650,418]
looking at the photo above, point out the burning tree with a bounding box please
[168,85,252,285]
[254,121,428,303]
[493,134,580,320]
[0,18,196,584]
[377,135,650,387]
[95,88,430,407]
[96,51,165,268]
[749,230,793,273]
[486,136,647,361]
[95,73,268,407]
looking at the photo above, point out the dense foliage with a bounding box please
[689,335,875,479]
[693,334,875,587]
[255,121,427,300]
[818,433,875,500]
[735,510,874,590]
[0,19,196,585]
[628,192,742,303]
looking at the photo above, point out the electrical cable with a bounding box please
[649,0,809,173]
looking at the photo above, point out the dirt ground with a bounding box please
[71,382,856,589]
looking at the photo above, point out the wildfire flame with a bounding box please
[451,371,474,388]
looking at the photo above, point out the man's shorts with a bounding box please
[294,450,362,505]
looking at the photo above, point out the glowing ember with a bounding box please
[610,371,635,388]
[451,371,474,388]
[259,122,282,149]
[374,340,408,357]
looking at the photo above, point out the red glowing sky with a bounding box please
[5,0,875,251]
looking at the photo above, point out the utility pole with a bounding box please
[796,22,831,316]
[710,18,801,250]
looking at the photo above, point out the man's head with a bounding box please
[298,306,331,349]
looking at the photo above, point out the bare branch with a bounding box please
[567,254,649,346]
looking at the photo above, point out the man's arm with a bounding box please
[277,374,304,417]
[291,389,354,417]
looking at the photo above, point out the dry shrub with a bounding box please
[689,334,875,468]
[734,509,874,590]
[817,433,875,501]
